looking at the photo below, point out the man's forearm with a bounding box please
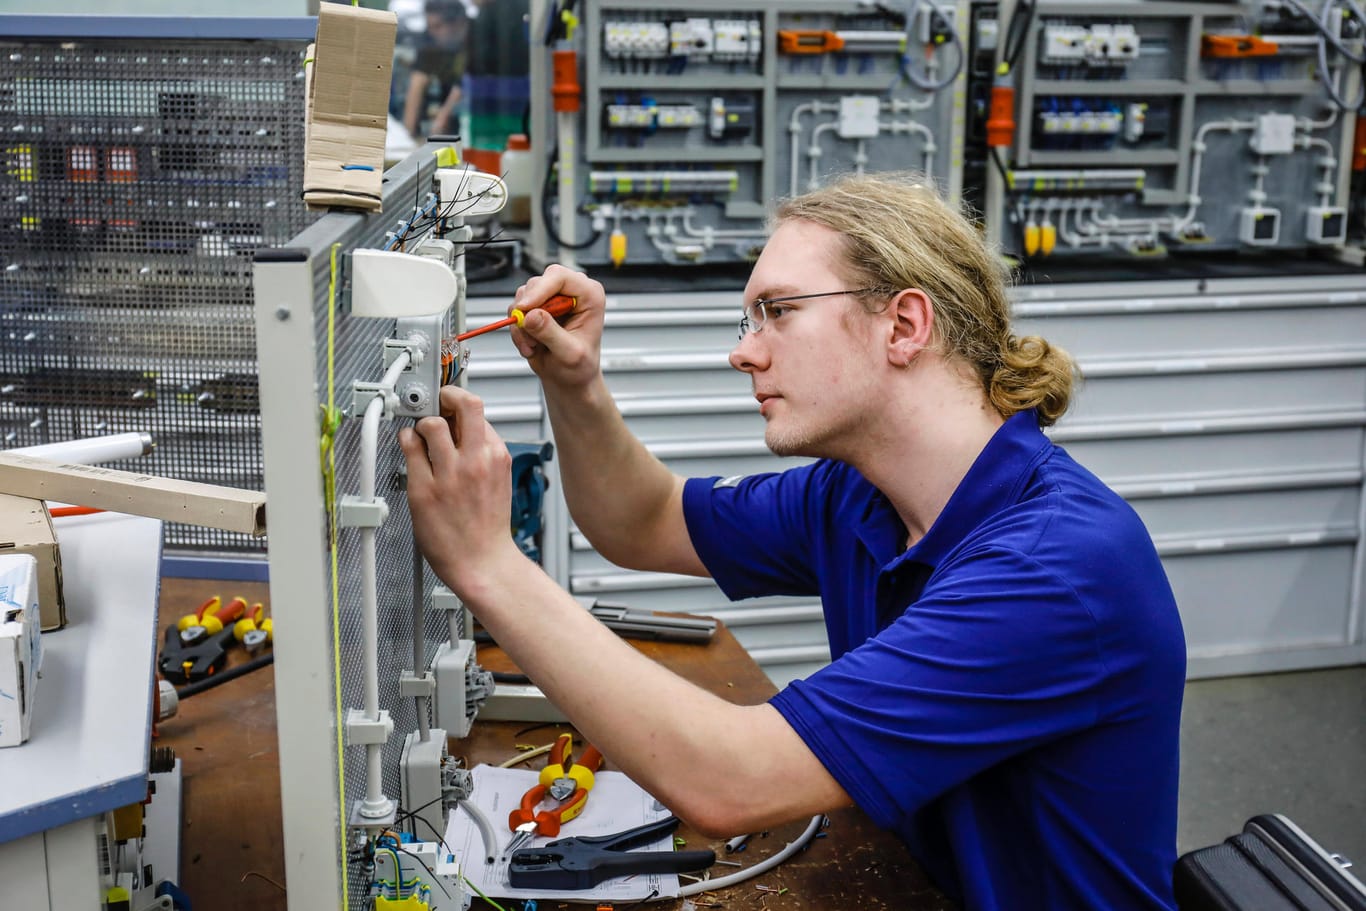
[542,373,694,572]
[460,548,849,837]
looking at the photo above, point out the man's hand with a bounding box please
[509,264,607,389]
[398,386,526,596]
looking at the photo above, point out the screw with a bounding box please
[275,307,290,321]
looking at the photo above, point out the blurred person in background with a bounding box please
[403,0,470,139]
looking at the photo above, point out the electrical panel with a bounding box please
[530,0,966,267]
[968,0,1360,260]
[0,20,315,552]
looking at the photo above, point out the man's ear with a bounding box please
[887,288,933,367]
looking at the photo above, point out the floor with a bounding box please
[1176,664,1366,863]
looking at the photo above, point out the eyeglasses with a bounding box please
[737,289,875,340]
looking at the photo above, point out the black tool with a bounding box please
[158,622,236,684]
[508,816,715,890]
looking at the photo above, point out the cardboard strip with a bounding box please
[0,452,266,538]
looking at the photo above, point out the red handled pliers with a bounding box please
[504,733,604,856]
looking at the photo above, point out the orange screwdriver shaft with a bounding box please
[456,294,577,342]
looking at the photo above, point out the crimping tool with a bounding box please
[508,816,715,890]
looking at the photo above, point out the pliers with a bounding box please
[505,733,604,856]
[508,815,716,890]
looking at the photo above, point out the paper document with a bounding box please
[438,764,682,900]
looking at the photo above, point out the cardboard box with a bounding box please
[0,494,65,631]
[0,452,266,538]
[302,3,397,210]
[0,553,42,747]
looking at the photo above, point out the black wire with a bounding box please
[620,888,660,910]
[540,150,602,250]
[1003,0,1037,72]
[989,146,1011,184]
[514,721,565,738]
[175,652,274,699]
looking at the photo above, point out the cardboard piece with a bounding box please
[0,553,41,748]
[303,3,397,210]
[0,494,65,631]
[0,452,266,538]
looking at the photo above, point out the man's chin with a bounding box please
[765,427,818,459]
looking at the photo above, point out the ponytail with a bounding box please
[988,335,1076,427]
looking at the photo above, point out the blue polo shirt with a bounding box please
[682,410,1186,911]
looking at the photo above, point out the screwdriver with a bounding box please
[455,294,578,342]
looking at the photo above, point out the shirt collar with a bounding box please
[855,409,1051,571]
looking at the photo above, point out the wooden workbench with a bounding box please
[156,577,955,911]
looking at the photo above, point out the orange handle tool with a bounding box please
[456,294,577,342]
[508,735,605,837]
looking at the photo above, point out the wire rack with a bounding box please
[0,27,315,550]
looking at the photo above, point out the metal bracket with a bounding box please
[338,495,389,528]
[345,708,394,746]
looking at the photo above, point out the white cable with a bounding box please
[673,814,826,898]
[458,798,498,864]
[788,101,835,197]
[808,121,840,191]
[11,432,154,465]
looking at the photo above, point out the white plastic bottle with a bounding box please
[501,133,533,227]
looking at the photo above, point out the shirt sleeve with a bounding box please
[770,544,1105,829]
[682,464,831,600]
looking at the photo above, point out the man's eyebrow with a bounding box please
[746,285,798,303]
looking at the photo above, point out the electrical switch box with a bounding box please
[1250,113,1296,155]
[1239,206,1281,245]
[1304,206,1346,244]
[838,96,881,139]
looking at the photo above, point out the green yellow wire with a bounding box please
[325,241,350,910]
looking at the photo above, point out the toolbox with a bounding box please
[1175,814,1366,910]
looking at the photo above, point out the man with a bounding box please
[402,0,469,139]
[398,173,1187,911]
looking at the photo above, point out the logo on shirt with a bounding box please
[714,475,746,488]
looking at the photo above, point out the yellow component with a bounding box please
[1040,221,1057,255]
[110,802,144,841]
[1023,221,1041,256]
[433,147,459,168]
[104,885,131,901]
[199,615,225,636]
[565,764,596,792]
[374,897,430,911]
[609,228,627,267]
[7,145,34,181]
[176,613,200,632]
[560,9,579,42]
[260,618,274,641]
[233,618,257,641]
[539,761,567,787]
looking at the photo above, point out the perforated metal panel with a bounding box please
[0,18,315,550]
[254,150,478,908]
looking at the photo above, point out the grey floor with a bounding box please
[1178,664,1366,862]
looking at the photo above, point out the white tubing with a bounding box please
[673,815,826,898]
[12,432,154,464]
[556,110,578,270]
[358,351,412,817]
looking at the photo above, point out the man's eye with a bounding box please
[766,304,792,319]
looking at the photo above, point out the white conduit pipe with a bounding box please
[358,350,412,818]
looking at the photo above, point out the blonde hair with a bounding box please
[773,172,1075,426]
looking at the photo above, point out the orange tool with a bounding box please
[505,733,604,854]
[1201,34,1279,58]
[455,294,577,342]
[777,29,845,54]
[177,595,249,646]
